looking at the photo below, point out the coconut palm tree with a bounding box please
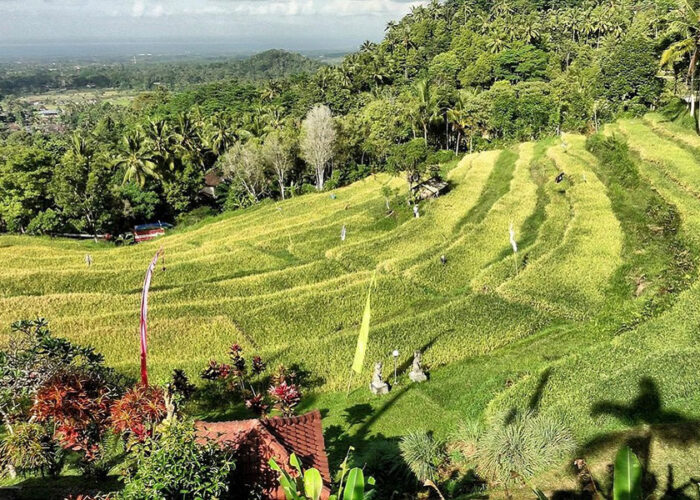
[206,113,236,156]
[360,40,376,53]
[173,113,206,170]
[661,0,700,118]
[412,79,443,144]
[143,119,176,171]
[114,134,159,186]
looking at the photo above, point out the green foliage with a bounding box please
[120,419,235,500]
[469,411,575,487]
[601,31,663,108]
[26,208,62,235]
[386,138,432,189]
[613,447,642,500]
[270,450,376,500]
[0,144,54,232]
[0,422,64,478]
[398,431,447,484]
[0,50,323,95]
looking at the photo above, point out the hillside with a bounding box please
[0,49,323,95]
[2,115,700,494]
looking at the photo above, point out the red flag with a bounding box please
[139,248,163,386]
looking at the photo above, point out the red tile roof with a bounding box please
[196,410,331,499]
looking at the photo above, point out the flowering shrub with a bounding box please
[201,343,306,418]
[268,382,301,417]
[110,385,167,444]
[245,394,270,416]
[0,319,118,431]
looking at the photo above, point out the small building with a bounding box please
[411,177,449,201]
[200,169,225,200]
[133,222,173,243]
[37,109,60,118]
[196,410,331,499]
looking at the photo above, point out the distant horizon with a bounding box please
[0,39,354,63]
[0,0,427,62]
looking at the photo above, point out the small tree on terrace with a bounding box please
[263,128,296,200]
[386,138,432,194]
[301,104,336,191]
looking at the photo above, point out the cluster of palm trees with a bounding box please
[410,79,485,154]
[112,106,295,188]
[661,0,700,120]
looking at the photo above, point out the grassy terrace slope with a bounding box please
[3,117,700,492]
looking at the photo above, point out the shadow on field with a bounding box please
[322,386,418,498]
[552,377,700,499]
[396,334,444,376]
[504,367,552,425]
[4,476,123,500]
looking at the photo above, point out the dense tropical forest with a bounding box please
[4,0,700,498]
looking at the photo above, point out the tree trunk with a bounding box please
[445,117,450,149]
[316,165,325,191]
[455,132,461,155]
[423,124,428,144]
[279,178,285,201]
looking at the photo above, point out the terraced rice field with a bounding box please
[3,116,700,488]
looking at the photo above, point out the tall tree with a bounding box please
[301,104,336,191]
[661,0,700,117]
[219,141,267,202]
[114,134,159,187]
[52,135,114,240]
[411,79,443,144]
[263,129,296,200]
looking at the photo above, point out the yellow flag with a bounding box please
[351,271,376,374]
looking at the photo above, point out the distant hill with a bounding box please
[0,49,324,95]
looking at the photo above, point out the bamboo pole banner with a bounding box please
[140,248,164,386]
[351,270,377,374]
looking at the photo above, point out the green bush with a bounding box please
[120,419,235,500]
[0,422,64,477]
[471,411,575,487]
[399,431,447,484]
[26,209,62,235]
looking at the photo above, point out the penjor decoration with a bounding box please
[139,248,164,386]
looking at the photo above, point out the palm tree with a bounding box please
[396,25,417,79]
[662,0,700,118]
[114,134,159,186]
[360,40,376,53]
[206,113,236,156]
[143,119,176,171]
[412,79,443,144]
[70,134,93,161]
[173,113,206,169]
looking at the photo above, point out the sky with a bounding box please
[0,0,428,55]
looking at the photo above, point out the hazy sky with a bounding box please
[0,0,427,52]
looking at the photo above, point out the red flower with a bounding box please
[268,382,301,417]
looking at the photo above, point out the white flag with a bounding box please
[509,223,518,254]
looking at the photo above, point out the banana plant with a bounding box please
[613,446,642,500]
[269,450,375,500]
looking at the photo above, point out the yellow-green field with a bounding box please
[3,116,700,493]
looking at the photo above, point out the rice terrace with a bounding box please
[3,0,700,498]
